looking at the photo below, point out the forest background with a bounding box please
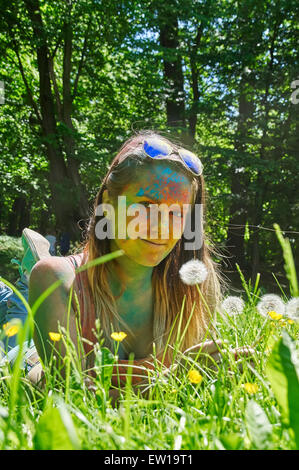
[0,0,298,293]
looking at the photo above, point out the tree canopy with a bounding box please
[0,0,298,290]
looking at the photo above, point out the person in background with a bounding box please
[59,231,71,256]
[45,227,57,256]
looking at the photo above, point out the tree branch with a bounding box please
[12,39,42,126]
[50,35,63,60]
[72,15,92,101]
[49,54,63,121]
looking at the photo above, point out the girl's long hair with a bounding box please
[80,131,228,357]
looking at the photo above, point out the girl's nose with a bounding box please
[147,207,173,241]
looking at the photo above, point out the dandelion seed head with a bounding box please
[220,296,245,316]
[257,294,285,318]
[179,259,208,285]
[285,297,299,320]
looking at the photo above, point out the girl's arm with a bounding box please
[181,339,255,371]
[111,350,172,387]
[29,257,83,379]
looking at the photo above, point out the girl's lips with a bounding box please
[140,238,167,246]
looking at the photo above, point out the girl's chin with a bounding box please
[125,250,169,267]
[112,239,174,264]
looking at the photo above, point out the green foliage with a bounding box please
[245,399,273,449]
[33,397,80,450]
[1,284,299,449]
[94,345,115,395]
[265,331,299,448]
[274,223,299,297]
[0,236,23,282]
[219,433,244,450]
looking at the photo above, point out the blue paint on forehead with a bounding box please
[158,166,188,182]
[135,186,150,198]
[133,165,191,201]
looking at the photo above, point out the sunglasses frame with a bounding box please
[117,137,203,176]
[142,138,203,176]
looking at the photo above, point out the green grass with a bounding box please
[0,227,298,450]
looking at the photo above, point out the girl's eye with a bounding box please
[139,202,182,217]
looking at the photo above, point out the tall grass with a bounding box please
[0,224,298,450]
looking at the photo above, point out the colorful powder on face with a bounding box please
[135,166,191,203]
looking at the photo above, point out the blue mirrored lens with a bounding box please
[179,149,203,175]
[143,139,171,158]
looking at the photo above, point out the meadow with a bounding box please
[0,223,298,451]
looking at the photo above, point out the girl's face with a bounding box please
[103,162,194,267]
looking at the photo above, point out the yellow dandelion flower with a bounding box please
[243,383,259,394]
[48,332,62,342]
[288,319,295,325]
[188,369,203,384]
[267,311,283,321]
[3,322,20,337]
[110,331,127,342]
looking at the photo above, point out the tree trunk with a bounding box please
[158,5,186,130]
[24,0,85,240]
[62,16,90,220]
[226,88,253,272]
[187,11,207,142]
[188,57,200,142]
[7,197,22,236]
[249,15,280,281]
[225,178,248,272]
[18,197,30,234]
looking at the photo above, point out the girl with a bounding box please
[9,131,247,400]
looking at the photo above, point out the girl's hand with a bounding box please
[227,346,256,373]
[230,346,255,361]
[181,340,256,372]
[181,339,224,369]
[184,339,224,355]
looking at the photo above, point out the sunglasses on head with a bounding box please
[118,136,203,176]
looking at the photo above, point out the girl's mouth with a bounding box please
[140,239,167,246]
